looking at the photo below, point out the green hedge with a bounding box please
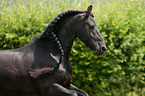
[0,0,145,96]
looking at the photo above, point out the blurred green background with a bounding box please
[0,0,145,96]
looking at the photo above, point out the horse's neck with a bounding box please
[56,19,76,61]
[55,18,76,70]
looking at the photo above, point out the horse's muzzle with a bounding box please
[95,46,107,56]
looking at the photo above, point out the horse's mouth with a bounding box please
[94,50,104,56]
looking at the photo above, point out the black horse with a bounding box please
[0,5,107,96]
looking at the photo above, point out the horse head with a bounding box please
[75,5,107,56]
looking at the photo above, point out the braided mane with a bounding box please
[30,8,94,78]
[40,10,85,38]
[37,10,85,68]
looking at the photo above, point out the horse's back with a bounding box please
[0,50,38,96]
[0,50,24,73]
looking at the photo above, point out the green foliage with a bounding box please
[0,0,145,95]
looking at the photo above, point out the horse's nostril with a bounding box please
[102,47,107,52]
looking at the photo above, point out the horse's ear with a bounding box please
[82,5,93,20]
